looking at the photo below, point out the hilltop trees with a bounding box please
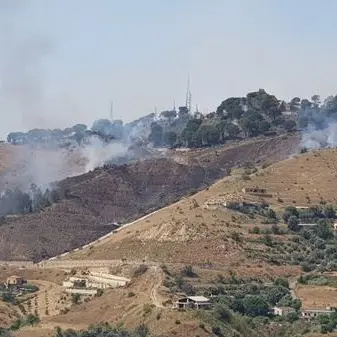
[0,185,61,218]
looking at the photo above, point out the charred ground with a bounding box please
[0,134,299,260]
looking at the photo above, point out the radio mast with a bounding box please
[185,74,192,113]
[110,101,114,122]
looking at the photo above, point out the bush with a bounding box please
[133,264,148,277]
[231,232,242,243]
[242,295,269,317]
[271,224,281,235]
[71,293,81,305]
[283,207,299,223]
[181,265,198,278]
[128,292,136,298]
[26,314,40,326]
[287,216,299,231]
[215,303,232,322]
[250,226,260,234]
[274,277,289,289]
[301,262,315,272]
[286,312,299,323]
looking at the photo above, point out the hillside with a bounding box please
[9,146,337,337]
[0,134,299,261]
[69,146,337,270]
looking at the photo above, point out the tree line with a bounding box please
[0,184,62,218]
[149,90,337,148]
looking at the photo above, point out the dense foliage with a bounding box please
[54,324,151,337]
[0,184,61,217]
[9,89,337,150]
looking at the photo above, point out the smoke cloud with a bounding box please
[0,0,53,134]
[0,1,140,192]
[299,97,337,150]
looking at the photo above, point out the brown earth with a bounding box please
[0,134,299,261]
[295,284,337,309]
[69,147,337,271]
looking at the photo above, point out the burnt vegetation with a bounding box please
[0,184,62,218]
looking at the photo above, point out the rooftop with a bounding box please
[187,296,210,302]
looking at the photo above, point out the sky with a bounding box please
[1,0,337,137]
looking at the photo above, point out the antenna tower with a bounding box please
[110,101,114,122]
[185,74,192,113]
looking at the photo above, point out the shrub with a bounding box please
[271,224,280,235]
[274,277,289,289]
[287,216,299,231]
[71,293,81,305]
[301,262,315,272]
[133,264,148,277]
[250,226,260,234]
[231,232,242,243]
[181,265,198,278]
[128,292,135,298]
[242,295,269,317]
[283,206,299,223]
[286,312,299,323]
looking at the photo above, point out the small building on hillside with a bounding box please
[173,296,212,310]
[6,276,25,287]
[301,307,336,320]
[273,306,296,316]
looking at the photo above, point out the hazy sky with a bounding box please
[1,0,337,137]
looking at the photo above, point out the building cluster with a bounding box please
[273,306,336,320]
[62,271,130,295]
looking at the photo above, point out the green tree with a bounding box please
[283,119,297,132]
[315,220,333,240]
[274,277,289,289]
[225,122,240,138]
[283,206,299,222]
[148,122,163,146]
[291,298,302,311]
[215,303,232,322]
[160,110,177,122]
[301,99,311,110]
[71,293,81,305]
[287,216,300,231]
[240,117,259,137]
[286,312,299,323]
[198,124,220,145]
[242,295,269,317]
[26,314,40,326]
[258,120,271,133]
[162,131,177,147]
[265,286,289,305]
[267,208,277,220]
[311,94,321,106]
[216,97,242,118]
[324,205,336,219]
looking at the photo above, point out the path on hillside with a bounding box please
[150,266,164,308]
[289,279,298,299]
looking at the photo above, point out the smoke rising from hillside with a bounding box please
[0,1,136,191]
[301,122,337,149]
[299,97,337,150]
[0,0,53,133]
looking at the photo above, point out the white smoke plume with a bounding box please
[81,137,129,172]
[301,123,337,149]
[0,1,136,192]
